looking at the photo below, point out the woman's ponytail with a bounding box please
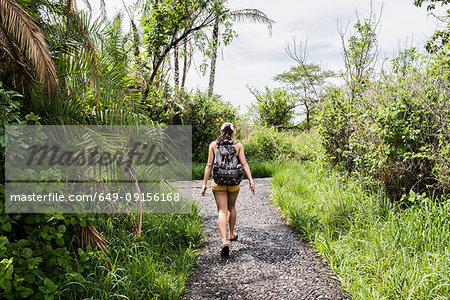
[216,123,234,145]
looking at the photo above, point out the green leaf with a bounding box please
[57,257,69,269]
[1,223,11,232]
[17,286,34,298]
[43,278,58,293]
[80,254,89,263]
[24,273,35,284]
[0,277,11,293]
[53,214,65,220]
[55,238,64,246]
[23,215,35,225]
[0,237,8,249]
[57,225,66,233]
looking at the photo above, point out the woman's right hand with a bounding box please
[201,183,207,196]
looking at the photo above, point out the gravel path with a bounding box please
[184,178,349,300]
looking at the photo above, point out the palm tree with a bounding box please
[0,0,57,93]
[208,8,274,96]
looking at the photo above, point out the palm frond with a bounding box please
[46,10,99,62]
[27,6,147,126]
[0,0,57,90]
[231,9,275,36]
[0,25,33,93]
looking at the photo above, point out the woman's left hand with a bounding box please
[249,180,255,193]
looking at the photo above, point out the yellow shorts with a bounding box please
[211,179,241,192]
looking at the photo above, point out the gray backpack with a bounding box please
[212,140,244,185]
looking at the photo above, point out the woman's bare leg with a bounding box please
[227,190,239,239]
[213,190,228,247]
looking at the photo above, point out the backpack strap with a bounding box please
[213,142,220,165]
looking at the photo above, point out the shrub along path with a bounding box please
[184,178,349,299]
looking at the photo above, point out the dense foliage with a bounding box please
[179,93,238,162]
[247,87,297,128]
[319,49,450,200]
[0,0,237,298]
[144,88,239,162]
[315,12,450,200]
[266,5,450,298]
[1,0,450,298]
[242,126,322,162]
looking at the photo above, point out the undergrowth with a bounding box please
[272,160,450,299]
[62,206,204,299]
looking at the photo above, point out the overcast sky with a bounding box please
[81,0,442,114]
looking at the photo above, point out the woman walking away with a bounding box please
[201,122,255,259]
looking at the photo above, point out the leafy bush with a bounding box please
[0,83,204,299]
[247,87,297,128]
[179,92,238,162]
[144,89,239,162]
[242,126,323,162]
[0,198,203,300]
[244,160,281,178]
[0,200,99,299]
[319,49,450,200]
[317,87,353,167]
[1,84,92,300]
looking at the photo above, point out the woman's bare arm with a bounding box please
[202,142,216,196]
[237,143,255,192]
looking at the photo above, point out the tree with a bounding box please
[413,0,450,10]
[248,87,297,129]
[180,92,238,162]
[141,0,226,87]
[338,2,381,101]
[208,7,274,96]
[413,0,450,53]
[275,62,335,130]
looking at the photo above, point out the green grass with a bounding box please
[62,204,204,299]
[192,160,281,180]
[192,162,205,180]
[272,160,450,300]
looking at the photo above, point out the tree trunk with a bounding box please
[181,39,188,89]
[174,33,180,89]
[131,21,141,67]
[304,100,310,131]
[208,18,220,97]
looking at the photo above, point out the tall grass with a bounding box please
[272,160,450,299]
[62,204,204,299]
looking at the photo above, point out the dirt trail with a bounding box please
[184,178,349,300]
